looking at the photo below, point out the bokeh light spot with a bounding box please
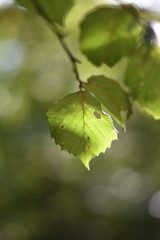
[149,191,160,218]
[0,39,24,72]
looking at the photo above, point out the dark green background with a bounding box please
[0,1,160,239]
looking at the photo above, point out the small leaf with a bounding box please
[15,0,74,25]
[46,91,117,169]
[80,5,141,67]
[126,47,160,119]
[85,75,131,126]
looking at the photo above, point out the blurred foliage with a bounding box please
[80,5,141,67]
[0,0,160,240]
[16,0,74,25]
[126,45,160,119]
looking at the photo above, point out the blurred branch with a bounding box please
[31,0,83,89]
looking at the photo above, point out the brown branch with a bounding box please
[50,24,82,84]
[32,0,83,87]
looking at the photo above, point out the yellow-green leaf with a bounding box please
[46,91,117,169]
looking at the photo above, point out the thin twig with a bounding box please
[32,0,83,88]
[50,24,82,83]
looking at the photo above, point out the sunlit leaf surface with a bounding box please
[47,91,117,169]
[86,75,131,126]
[80,5,141,67]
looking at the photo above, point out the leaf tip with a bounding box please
[82,160,90,171]
[85,163,90,171]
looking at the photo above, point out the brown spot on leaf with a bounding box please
[60,143,64,149]
[85,144,90,151]
[93,110,101,119]
[61,125,64,129]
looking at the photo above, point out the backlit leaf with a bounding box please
[46,91,117,169]
[126,47,160,119]
[85,75,131,126]
[80,5,141,67]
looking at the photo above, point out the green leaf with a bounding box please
[126,47,160,119]
[46,91,117,169]
[80,5,141,67]
[85,75,131,126]
[36,0,74,25]
[15,0,74,25]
